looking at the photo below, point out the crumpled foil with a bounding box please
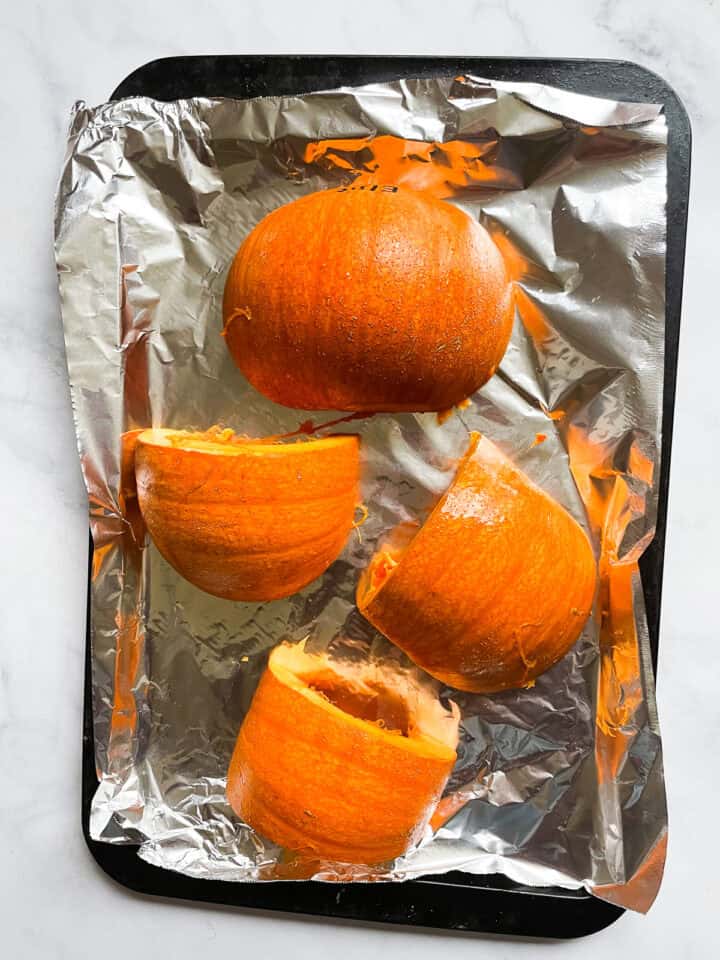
[54,75,668,913]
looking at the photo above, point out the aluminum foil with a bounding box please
[54,75,668,913]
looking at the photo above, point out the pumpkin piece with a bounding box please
[135,428,360,601]
[223,186,513,412]
[118,428,147,547]
[227,641,459,864]
[120,428,144,500]
[357,434,598,693]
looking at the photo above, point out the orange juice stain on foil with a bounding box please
[304,135,510,197]
[105,429,147,762]
[514,286,555,345]
[566,424,655,782]
[110,609,142,744]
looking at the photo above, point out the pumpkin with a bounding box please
[227,641,459,864]
[357,434,597,693]
[119,428,146,548]
[135,428,360,601]
[222,186,513,412]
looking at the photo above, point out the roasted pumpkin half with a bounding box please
[223,186,513,413]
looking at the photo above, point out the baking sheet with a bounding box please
[55,74,668,912]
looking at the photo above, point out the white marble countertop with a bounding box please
[1,0,717,956]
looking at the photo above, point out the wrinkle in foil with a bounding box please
[55,75,668,912]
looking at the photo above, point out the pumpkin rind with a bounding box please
[135,429,360,601]
[357,434,598,693]
[223,187,513,412]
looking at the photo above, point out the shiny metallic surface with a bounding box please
[55,76,668,911]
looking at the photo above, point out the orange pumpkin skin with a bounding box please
[227,642,459,864]
[223,187,513,412]
[135,430,360,601]
[357,434,598,693]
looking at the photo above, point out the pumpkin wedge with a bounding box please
[227,641,459,864]
[135,429,360,601]
[223,186,513,412]
[357,434,597,693]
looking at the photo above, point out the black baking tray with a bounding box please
[81,56,690,939]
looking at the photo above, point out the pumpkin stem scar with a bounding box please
[221,306,252,337]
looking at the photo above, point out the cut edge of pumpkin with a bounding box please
[358,433,482,610]
[137,426,360,458]
[269,641,459,762]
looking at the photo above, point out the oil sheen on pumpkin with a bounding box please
[357,434,598,693]
[135,428,360,601]
[227,642,460,864]
[222,186,513,412]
